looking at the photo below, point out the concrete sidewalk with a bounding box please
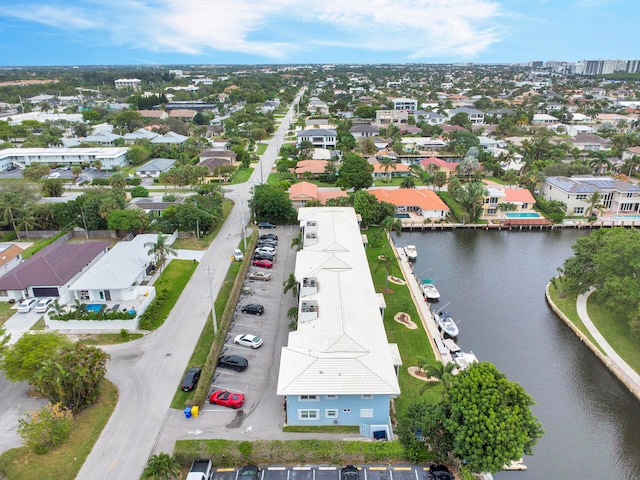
[576,288,640,391]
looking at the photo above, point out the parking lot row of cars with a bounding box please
[180,232,280,411]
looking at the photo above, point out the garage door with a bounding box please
[33,287,59,297]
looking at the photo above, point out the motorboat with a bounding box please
[404,245,417,261]
[452,350,478,371]
[434,310,459,337]
[420,279,440,300]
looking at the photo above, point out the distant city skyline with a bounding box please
[0,0,638,67]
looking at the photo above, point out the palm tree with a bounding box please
[623,155,640,181]
[588,151,612,176]
[400,176,416,189]
[0,190,23,240]
[497,202,518,219]
[453,182,488,223]
[432,171,447,191]
[48,299,67,317]
[142,452,180,480]
[71,299,88,318]
[290,233,303,251]
[420,361,456,399]
[502,169,519,188]
[15,207,36,240]
[283,273,298,298]
[585,192,603,219]
[378,156,397,183]
[145,233,178,275]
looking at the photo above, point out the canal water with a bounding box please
[393,229,640,479]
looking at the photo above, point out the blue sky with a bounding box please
[0,0,637,66]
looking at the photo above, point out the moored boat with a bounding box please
[420,279,440,299]
[404,245,417,260]
[434,310,459,337]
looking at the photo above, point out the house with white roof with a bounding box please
[277,207,401,438]
[136,158,176,177]
[296,129,337,149]
[150,131,188,145]
[0,147,129,171]
[123,128,160,144]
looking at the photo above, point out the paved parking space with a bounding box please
[212,466,429,480]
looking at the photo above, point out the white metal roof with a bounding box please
[277,207,401,396]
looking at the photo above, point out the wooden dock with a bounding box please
[400,219,640,232]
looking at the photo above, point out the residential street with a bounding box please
[76,92,302,479]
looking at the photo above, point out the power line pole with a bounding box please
[206,266,218,335]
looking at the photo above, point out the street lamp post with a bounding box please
[241,202,247,251]
[206,266,218,335]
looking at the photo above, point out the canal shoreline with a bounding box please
[545,283,640,402]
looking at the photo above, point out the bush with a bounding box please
[91,178,109,186]
[137,289,169,330]
[130,186,150,198]
[126,177,142,186]
[1,231,17,241]
[18,403,74,454]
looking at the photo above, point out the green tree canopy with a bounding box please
[336,153,373,191]
[1,333,72,384]
[250,183,296,224]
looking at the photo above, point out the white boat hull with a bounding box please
[404,245,417,260]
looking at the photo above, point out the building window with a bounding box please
[576,194,588,200]
[298,409,319,420]
[574,207,585,214]
[361,395,374,400]
[325,395,337,400]
[360,409,374,418]
[299,395,319,402]
[487,208,497,215]
[325,409,338,419]
[343,409,351,413]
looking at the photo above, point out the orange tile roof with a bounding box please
[294,160,328,175]
[421,157,459,171]
[503,188,535,204]
[289,181,318,200]
[317,190,349,204]
[0,244,23,267]
[368,188,450,212]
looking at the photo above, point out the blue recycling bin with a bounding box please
[184,406,192,419]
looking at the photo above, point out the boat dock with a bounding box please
[398,218,640,232]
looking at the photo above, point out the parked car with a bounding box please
[234,333,263,349]
[258,222,276,229]
[253,253,274,262]
[257,240,277,248]
[17,298,38,313]
[238,465,261,480]
[180,367,201,392]
[217,354,249,372]
[341,465,360,480]
[233,248,244,261]
[427,464,453,480]
[241,304,264,315]
[259,234,278,241]
[34,297,54,313]
[255,246,276,255]
[252,259,273,269]
[248,271,271,281]
[209,389,245,409]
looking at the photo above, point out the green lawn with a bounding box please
[364,227,440,412]
[373,177,407,187]
[0,302,15,327]
[587,294,640,373]
[255,143,268,155]
[230,167,254,185]
[0,380,118,480]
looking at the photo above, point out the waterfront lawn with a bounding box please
[587,295,640,374]
[548,285,603,354]
[364,227,441,412]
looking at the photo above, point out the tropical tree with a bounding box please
[496,202,518,218]
[0,188,24,240]
[41,178,65,197]
[432,171,448,191]
[336,153,373,191]
[400,176,416,189]
[457,147,479,180]
[378,156,397,182]
[290,233,302,251]
[145,233,178,275]
[585,191,603,218]
[142,452,180,480]
[18,402,74,454]
[453,181,488,223]
[420,361,456,398]
[502,169,519,188]
[0,333,71,384]
[588,151,612,176]
[109,173,127,190]
[283,273,298,298]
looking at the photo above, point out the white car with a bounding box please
[34,298,54,313]
[255,246,276,255]
[233,249,244,261]
[233,333,263,349]
[17,298,38,313]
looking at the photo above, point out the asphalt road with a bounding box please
[76,90,304,479]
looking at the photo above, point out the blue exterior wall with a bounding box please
[285,394,392,426]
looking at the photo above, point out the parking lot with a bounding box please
[198,226,300,433]
[214,465,431,480]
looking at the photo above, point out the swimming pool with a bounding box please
[506,212,541,218]
[85,303,105,312]
[612,215,640,220]
[395,213,410,218]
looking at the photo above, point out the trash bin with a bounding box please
[191,405,199,418]
[184,406,192,419]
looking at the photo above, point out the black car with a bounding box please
[257,239,278,247]
[341,465,359,480]
[258,222,276,229]
[427,464,452,480]
[241,303,265,315]
[239,465,261,480]
[253,253,275,262]
[180,367,201,392]
[217,354,249,372]
[260,234,278,241]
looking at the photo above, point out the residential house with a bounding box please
[123,128,160,144]
[541,175,640,216]
[413,110,446,125]
[420,157,459,179]
[448,107,484,124]
[0,244,24,278]
[532,113,559,125]
[128,197,185,217]
[0,241,109,302]
[114,78,142,90]
[375,110,408,128]
[622,146,640,162]
[294,160,329,179]
[150,131,188,145]
[67,233,174,304]
[289,182,319,208]
[296,129,337,149]
[138,110,169,121]
[168,109,197,121]
[135,158,176,178]
[198,150,238,174]
[571,133,612,151]
[368,188,450,219]
[392,98,417,111]
[0,147,129,171]
[349,124,380,138]
[482,187,536,217]
[277,207,401,438]
[83,131,122,146]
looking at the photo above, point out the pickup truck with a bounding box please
[187,459,213,480]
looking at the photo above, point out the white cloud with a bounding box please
[0,0,508,60]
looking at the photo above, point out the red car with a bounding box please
[209,389,245,409]
[252,259,273,269]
